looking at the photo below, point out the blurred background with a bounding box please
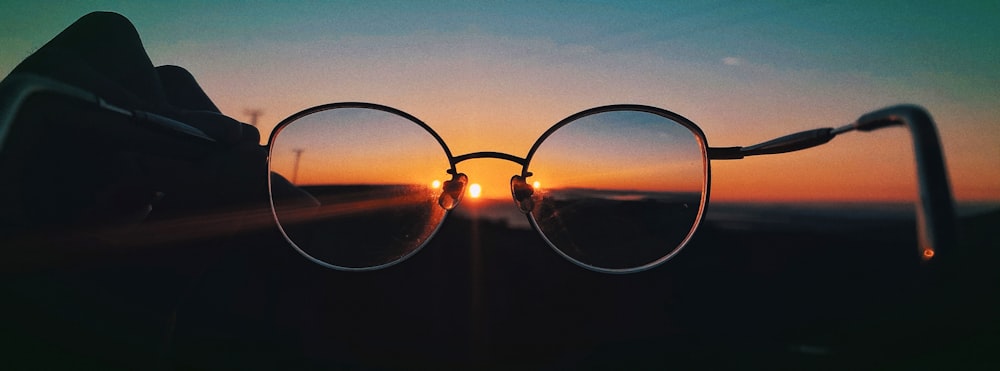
[1,1,998,369]
[2,0,998,204]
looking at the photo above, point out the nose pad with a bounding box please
[510,174,535,214]
[438,173,468,210]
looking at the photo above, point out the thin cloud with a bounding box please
[722,56,743,66]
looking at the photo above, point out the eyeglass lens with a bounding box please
[523,109,708,272]
[269,107,452,270]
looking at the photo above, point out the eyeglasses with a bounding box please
[265,102,958,273]
[0,74,957,274]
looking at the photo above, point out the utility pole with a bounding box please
[291,148,304,184]
[244,108,263,127]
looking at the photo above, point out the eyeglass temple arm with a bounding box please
[709,104,958,265]
[0,73,215,153]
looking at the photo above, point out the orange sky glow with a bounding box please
[2,2,998,203]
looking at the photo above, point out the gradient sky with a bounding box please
[2,1,998,202]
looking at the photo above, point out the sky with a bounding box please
[2,0,998,202]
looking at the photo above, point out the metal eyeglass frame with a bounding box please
[266,102,712,273]
[0,73,958,274]
[266,100,957,273]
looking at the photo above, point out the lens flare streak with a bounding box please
[274,192,439,226]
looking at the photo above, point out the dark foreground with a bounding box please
[2,202,998,370]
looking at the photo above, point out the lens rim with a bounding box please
[522,104,712,274]
[266,102,456,271]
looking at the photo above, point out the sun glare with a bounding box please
[469,183,482,198]
[533,181,541,189]
[431,180,441,189]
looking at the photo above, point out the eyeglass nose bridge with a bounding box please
[450,151,528,167]
[446,151,535,212]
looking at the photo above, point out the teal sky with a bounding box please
[1,1,998,201]
[4,1,996,84]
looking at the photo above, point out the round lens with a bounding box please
[268,105,452,270]
[524,108,708,273]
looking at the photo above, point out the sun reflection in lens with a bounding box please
[469,183,482,198]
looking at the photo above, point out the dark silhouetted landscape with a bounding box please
[2,198,997,369]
